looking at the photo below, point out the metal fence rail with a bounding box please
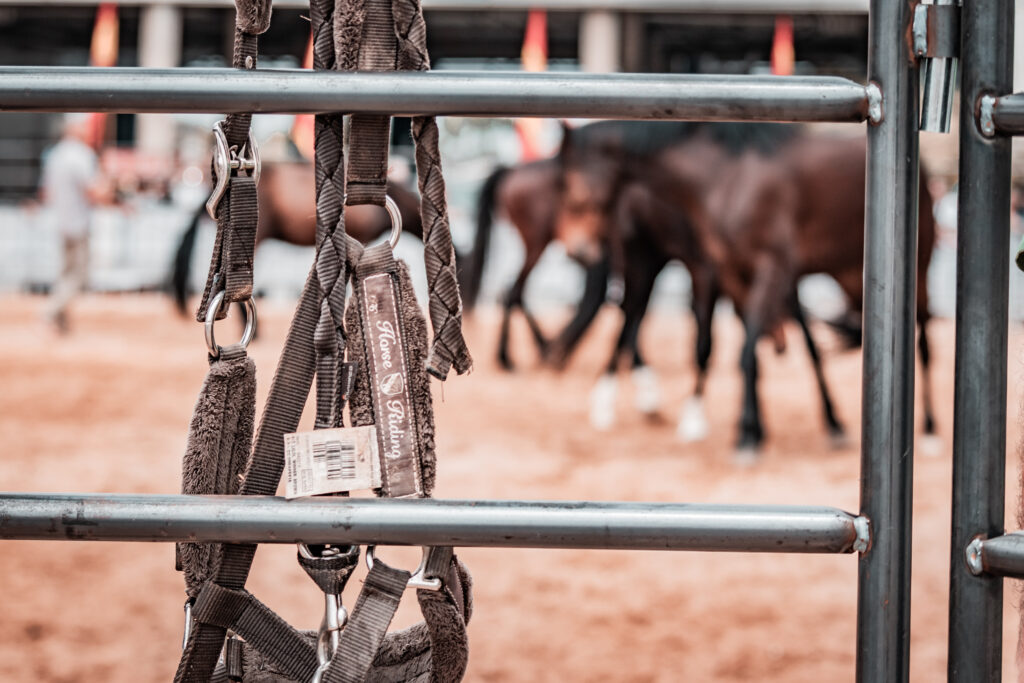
[967,534,1024,579]
[0,0,1018,680]
[988,93,1024,136]
[0,493,865,553]
[0,68,872,121]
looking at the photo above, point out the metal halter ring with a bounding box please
[365,546,442,591]
[384,195,402,250]
[204,290,257,358]
[206,120,261,220]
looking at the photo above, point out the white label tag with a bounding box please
[284,426,382,499]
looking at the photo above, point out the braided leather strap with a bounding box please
[311,0,352,429]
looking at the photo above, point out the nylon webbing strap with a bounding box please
[195,18,263,323]
[345,0,397,207]
[311,0,351,430]
[322,561,411,683]
[176,265,322,682]
[298,544,361,595]
[192,582,318,681]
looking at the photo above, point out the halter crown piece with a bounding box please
[175,0,473,680]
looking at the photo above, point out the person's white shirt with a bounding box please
[42,137,98,238]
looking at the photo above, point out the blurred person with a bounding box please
[40,114,111,333]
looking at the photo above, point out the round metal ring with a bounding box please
[384,195,402,250]
[204,290,256,358]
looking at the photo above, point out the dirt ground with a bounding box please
[1,293,1022,682]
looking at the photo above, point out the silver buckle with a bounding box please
[206,120,261,220]
[365,546,443,591]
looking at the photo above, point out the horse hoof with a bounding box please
[732,447,761,468]
[589,376,619,431]
[631,367,661,415]
[919,433,944,458]
[676,397,709,442]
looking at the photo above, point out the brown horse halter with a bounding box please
[174,0,473,680]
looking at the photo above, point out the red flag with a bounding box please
[771,15,795,77]
[87,3,119,148]
[516,10,548,162]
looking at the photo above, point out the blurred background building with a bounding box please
[2,0,1017,317]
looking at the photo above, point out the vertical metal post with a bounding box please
[856,0,920,680]
[948,0,1013,680]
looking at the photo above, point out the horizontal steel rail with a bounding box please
[967,533,1024,578]
[988,93,1024,136]
[0,0,870,12]
[0,68,871,122]
[0,493,866,553]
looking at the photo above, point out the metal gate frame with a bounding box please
[0,1,1018,680]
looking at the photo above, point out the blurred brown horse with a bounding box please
[557,124,936,458]
[171,162,423,312]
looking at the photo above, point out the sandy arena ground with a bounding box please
[1,293,1022,682]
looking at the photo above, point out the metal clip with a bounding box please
[365,546,444,591]
[204,290,257,359]
[206,120,261,220]
[310,592,348,683]
[181,599,194,650]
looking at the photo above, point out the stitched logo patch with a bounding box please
[361,272,422,497]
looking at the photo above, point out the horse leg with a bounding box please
[546,257,610,369]
[917,315,942,455]
[735,259,788,463]
[678,268,717,442]
[588,332,624,431]
[789,290,846,445]
[497,244,545,371]
[590,262,646,430]
[623,257,663,418]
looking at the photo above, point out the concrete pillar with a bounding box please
[579,11,621,74]
[136,4,183,157]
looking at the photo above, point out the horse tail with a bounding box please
[171,203,205,315]
[460,164,508,311]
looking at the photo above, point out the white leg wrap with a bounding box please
[676,396,710,442]
[589,375,619,431]
[631,366,661,415]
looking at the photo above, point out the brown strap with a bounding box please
[178,346,256,598]
[322,560,411,683]
[344,0,396,207]
[192,582,318,681]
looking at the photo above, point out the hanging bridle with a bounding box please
[174,0,473,680]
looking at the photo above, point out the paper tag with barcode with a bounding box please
[284,426,381,499]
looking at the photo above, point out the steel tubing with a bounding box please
[0,68,871,122]
[971,534,1024,579]
[0,493,865,553]
[856,0,920,680]
[990,93,1024,136]
[947,0,1014,680]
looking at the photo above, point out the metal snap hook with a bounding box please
[365,545,442,591]
[206,120,261,220]
[384,195,402,250]
[204,290,257,358]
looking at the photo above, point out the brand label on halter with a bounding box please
[360,271,423,498]
[283,426,381,498]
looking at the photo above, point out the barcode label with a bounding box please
[312,439,356,480]
[284,426,381,498]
